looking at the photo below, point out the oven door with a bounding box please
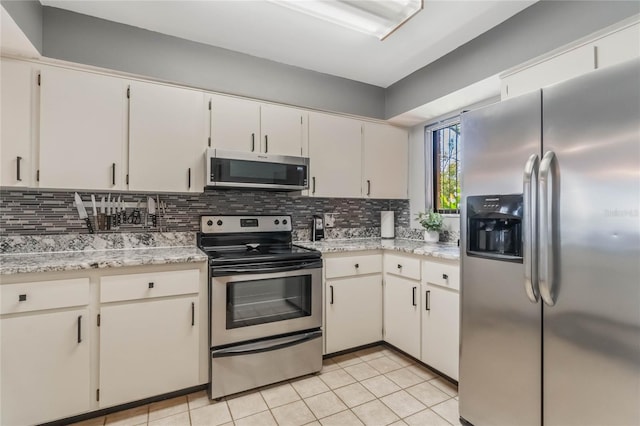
[210,259,322,347]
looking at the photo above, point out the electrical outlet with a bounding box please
[324,213,337,228]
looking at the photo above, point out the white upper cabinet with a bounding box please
[128,81,206,193]
[1,59,35,187]
[501,21,640,100]
[362,122,408,199]
[261,103,306,157]
[591,23,640,69]
[308,112,362,198]
[208,95,305,157]
[501,44,594,100]
[39,66,126,190]
[209,94,261,153]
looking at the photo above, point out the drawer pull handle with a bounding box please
[442,274,448,280]
[77,315,82,343]
[191,302,195,326]
[18,294,27,302]
[148,282,154,289]
[412,286,417,306]
[330,285,334,305]
[354,263,359,269]
[426,290,431,311]
[397,264,402,269]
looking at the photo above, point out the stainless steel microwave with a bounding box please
[205,149,309,191]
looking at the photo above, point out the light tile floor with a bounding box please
[71,345,460,426]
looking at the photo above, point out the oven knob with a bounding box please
[217,220,223,226]
[274,219,280,225]
[206,220,213,226]
[283,219,288,225]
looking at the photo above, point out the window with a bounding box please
[432,122,461,214]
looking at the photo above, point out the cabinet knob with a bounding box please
[354,264,359,269]
[18,294,27,302]
[397,264,402,269]
[148,282,154,289]
[442,274,448,280]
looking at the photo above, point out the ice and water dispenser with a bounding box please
[467,194,523,262]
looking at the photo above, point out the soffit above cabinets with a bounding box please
[40,0,536,88]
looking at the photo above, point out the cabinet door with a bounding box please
[383,275,420,358]
[308,113,362,198]
[326,276,382,354]
[592,23,640,69]
[261,103,305,156]
[209,94,261,153]
[421,283,459,380]
[39,66,126,190]
[362,123,408,199]
[129,81,206,192]
[1,308,90,425]
[99,296,199,407]
[1,59,35,187]
[501,44,594,99]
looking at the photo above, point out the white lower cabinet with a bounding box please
[324,253,382,354]
[0,279,91,426]
[420,259,460,379]
[421,283,459,380]
[99,296,199,407]
[0,263,206,424]
[325,276,382,354]
[98,269,200,407]
[383,274,421,359]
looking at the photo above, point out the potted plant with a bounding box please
[416,210,443,243]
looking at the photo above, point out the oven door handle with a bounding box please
[213,261,322,275]
[211,330,322,358]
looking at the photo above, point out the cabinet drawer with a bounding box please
[0,278,90,315]
[325,254,382,279]
[384,254,421,281]
[101,269,199,303]
[422,261,460,291]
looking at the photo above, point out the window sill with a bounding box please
[441,214,460,218]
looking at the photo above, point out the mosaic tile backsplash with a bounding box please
[0,189,411,239]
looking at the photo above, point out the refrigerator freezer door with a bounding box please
[459,91,542,426]
[542,59,640,426]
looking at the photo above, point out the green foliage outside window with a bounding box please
[433,123,461,213]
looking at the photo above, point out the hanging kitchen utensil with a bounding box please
[130,199,142,224]
[148,196,157,227]
[74,192,94,234]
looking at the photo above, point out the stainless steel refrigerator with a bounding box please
[459,58,640,426]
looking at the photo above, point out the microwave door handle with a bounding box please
[538,151,558,307]
[211,330,322,358]
[523,154,540,303]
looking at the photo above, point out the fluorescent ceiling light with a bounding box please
[271,0,423,40]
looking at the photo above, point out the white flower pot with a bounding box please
[424,230,439,243]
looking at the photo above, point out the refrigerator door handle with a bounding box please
[539,150,558,307]
[523,154,540,303]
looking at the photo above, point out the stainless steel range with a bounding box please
[197,215,323,399]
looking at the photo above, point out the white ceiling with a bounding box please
[40,0,536,88]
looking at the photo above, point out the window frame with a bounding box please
[429,118,461,215]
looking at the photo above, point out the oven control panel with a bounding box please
[201,215,292,233]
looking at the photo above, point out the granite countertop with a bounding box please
[295,238,460,261]
[0,246,208,275]
[0,232,208,276]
